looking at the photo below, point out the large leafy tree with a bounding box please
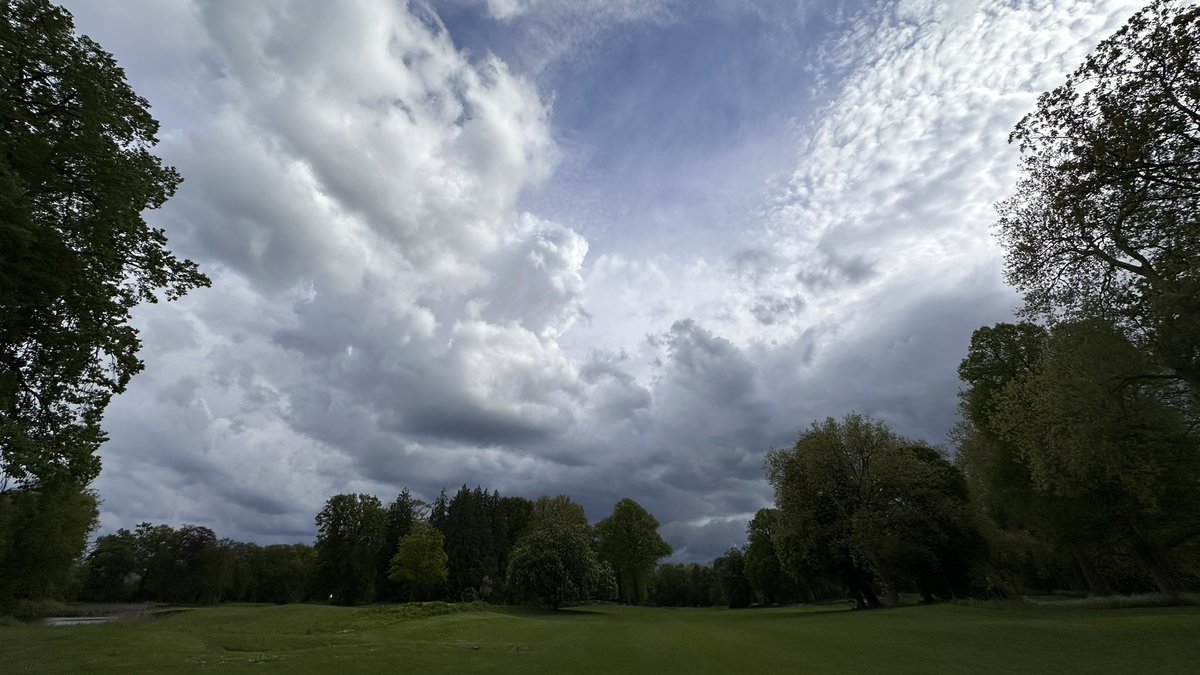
[80,528,138,601]
[767,413,979,607]
[595,498,672,605]
[505,519,603,609]
[993,320,1200,595]
[0,482,96,605]
[955,322,1101,595]
[0,0,209,486]
[997,0,1200,393]
[743,509,788,605]
[314,494,387,605]
[528,494,589,530]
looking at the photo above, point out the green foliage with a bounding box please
[389,522,448,600]
[505,519,600,609]
[378,489,421,600]
[528,494,589,530]
[997,0,1200,393]
[250,544,315,605]
[715,547,753,608]
[80,528,138,601]
[595,498,672,605]
[767,413,982,607]
[0,483,96,606]
[744,509,790,605]
[0,0,209,486]
[437,486,513,600]
[992,320,1200,595]
[80,521,239,604]
[314,494,386,605]
[652,563,720,607]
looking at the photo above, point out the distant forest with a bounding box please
[1,0,1198,613]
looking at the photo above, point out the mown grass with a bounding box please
[3,601,1199,674]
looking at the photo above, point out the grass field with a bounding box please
[3,601,1199,674]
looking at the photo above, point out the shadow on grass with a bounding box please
[495,605,606,620]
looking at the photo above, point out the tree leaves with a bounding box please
[0,0,210,486]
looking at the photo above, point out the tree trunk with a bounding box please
[1073,549,1112,597]
[846,565,882,609]
[1131,537,1183,598]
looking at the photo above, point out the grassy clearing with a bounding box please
[3,601,1199,674]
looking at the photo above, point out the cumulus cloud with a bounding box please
[62,0,1147,561]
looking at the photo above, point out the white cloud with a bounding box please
[63,0,1149,560]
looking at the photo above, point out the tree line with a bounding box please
[2,0,1198,612]
[71,487,672,610]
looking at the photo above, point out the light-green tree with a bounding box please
[595,498,672,605]
[955,322,1102,595]
[388,521,448,601]
[528,494,589,530]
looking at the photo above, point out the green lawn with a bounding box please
[3,601,1199,674]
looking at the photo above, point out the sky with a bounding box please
[60,0,1146,562]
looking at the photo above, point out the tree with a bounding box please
[506,520,601,609]
[997,0,1200,394]
[955,323,1095,596]
[439,486,507,599]
[715,547,753,608]
[379,489,421,600]
[767,413,980,607]
[389,521,448,601]
[254,544,314,605]
[528,494,589,530]
[652,563,719,607]
[743,509,788,605]
[0,482,96,606]
[993,319,1200,595]
[131,522,178,601]
[0,0,209,487]
[170,525,222,604]
[314,494,386,605]
[81,528,138,601]
[595,498,672,605]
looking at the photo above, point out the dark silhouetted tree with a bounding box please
[0,482,96,606]
[715,547,753,608]
[314,494,386,605]
[0,0,209,487]
[997,0,1200,395]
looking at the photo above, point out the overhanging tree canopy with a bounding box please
[997,0,1200,392]
[0,0,209,486]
